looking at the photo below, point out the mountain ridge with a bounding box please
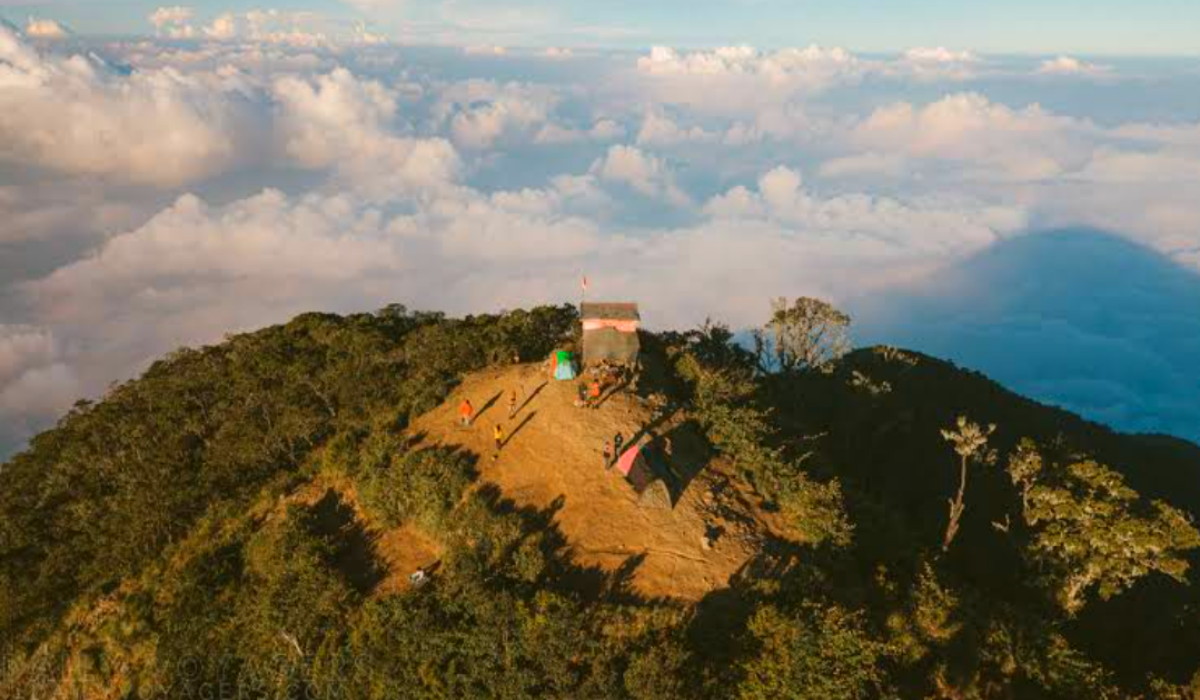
[2,304,1198,698]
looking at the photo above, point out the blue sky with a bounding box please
[4,0,1200,54]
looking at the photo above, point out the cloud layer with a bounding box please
[3,28,1200,455]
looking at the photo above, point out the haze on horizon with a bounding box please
[2,1,1199,456]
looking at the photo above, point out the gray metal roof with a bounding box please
[581,302,640,321]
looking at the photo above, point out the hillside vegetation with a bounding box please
[2,303,1199,699]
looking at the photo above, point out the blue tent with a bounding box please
[553,350,577,380]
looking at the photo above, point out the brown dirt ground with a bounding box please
[406,362,792,602]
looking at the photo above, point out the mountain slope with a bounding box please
[2,304,1198,699]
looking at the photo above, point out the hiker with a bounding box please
[508,389,518,419]
[458,398,474,427]
[493,424,505,451]
[613,431,624,457]
[588,379,602,408]
[603,439,612,470]
[576,383,587,408]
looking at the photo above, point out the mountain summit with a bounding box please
[2,304,1198,698]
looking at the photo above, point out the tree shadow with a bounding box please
[306,489,385,595]
[403,430,429,450]
[656,420,712,505]
[473,391,503,423]
[593,379,630,409]
[605,552,649,602]
[623,402,680,451]
[502,411,537,448]
[464,484,674,607]
[515,382,548,416]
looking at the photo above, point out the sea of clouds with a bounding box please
[2,16,1200,454]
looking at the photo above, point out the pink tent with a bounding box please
[615,444,641,476]
[615,443,655,492]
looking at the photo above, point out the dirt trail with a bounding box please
[409,362,790,601]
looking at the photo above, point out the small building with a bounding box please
[581,302,640,366]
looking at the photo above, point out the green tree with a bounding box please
[737,603,892,700]
[754,297,851,374]
[1007,440,1200,615]
[939,416,996,552]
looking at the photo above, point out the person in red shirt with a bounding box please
[588,380,601,409]
[458,399,473,427]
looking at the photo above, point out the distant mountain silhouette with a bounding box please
[852,229,1200,443]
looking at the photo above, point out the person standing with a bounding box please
[458,398,474,427]
[613,432,624,458]
[588,379,602,409]
[508,389,518,419]
[602,440,613,470]
[493,424,505,451]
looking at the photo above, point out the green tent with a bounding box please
[553,350,577,380]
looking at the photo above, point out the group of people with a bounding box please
[602,431,625,470]
[574,362,633,410]
[575,380,602,409]
[457,387,525,460]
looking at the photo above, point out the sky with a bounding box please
[1,5,1199,456]
[2,0,1199,54]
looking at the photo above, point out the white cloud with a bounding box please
[463,45,508,56]
[1037,55,1111,77]
[628,44,992,116]
[148,6,193,30]
[590,144,690,205]
[892,47,980,80]
[0,325,80,454]
[147,8,335,46]
[23,18,68,39]
[0,180,151,245]
[148,6,196,38]
[273,68,460,196]
[434,80,560,149]
[636,111,718,146]
[204,13,238,40]
[1076,147,1200,184]
[533,118,624,145]
[635,44,864,108]
[705,166,1026,255]
[819,152,909,179]
[852,92,1092,181]
[0,26,257,186]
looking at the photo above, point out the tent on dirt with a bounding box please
[552,350,577,381]
[581,302,640,366]
[614,442,672,508]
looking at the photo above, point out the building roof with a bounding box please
[581,302,640,321]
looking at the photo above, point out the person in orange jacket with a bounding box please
[458,398,474,427]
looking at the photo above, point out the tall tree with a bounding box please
[755,297,851,374]
[939,416,996,552]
